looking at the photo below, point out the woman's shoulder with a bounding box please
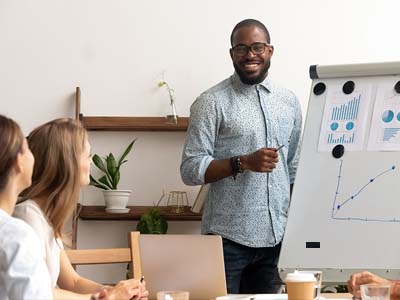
[0,214,41,252]
[14,199,44,217]
[13,199,50,231]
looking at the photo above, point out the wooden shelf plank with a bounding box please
[77,205,202,221]
[80,116,189,131]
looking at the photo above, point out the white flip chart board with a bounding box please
[279,61,400,281]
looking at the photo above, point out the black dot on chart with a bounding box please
[343,81,355,94]
[313,82,326,95]
[395,81,400,94]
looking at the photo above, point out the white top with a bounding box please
[0,208,52,300]
[13,200,64,287]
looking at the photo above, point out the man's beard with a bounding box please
[233,60,271,85]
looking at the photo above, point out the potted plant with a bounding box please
[90,140,135,212]
[136,207,168,234]
[158,78,178,124]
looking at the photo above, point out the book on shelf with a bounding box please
[191,184,209,213]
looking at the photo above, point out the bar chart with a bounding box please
[327,132,355,144]
[331,94,361,121]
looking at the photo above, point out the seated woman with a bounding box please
[0,114,52,299]
[348,271,399,300]
[14,118,148,300]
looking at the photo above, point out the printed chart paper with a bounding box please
[318,85,372,152]
[368,83,400,151]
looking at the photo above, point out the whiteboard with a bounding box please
[279,62,400,280]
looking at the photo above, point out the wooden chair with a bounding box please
[65,231,141,280]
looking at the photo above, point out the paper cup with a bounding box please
[285,271,316,300]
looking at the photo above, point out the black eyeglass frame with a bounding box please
[231,42,273,56]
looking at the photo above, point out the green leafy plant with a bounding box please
[90,140,136,190]
[136,207,168,234]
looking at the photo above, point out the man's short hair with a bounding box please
[230,19,271,46]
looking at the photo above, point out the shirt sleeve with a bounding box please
[3,222,53,300]
[180,93,219,185]
[287,96,303,184]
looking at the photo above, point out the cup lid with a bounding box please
[285,271,316,282]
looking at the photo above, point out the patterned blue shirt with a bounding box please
[180,73,302,247]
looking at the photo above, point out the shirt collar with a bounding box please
[231,72,272,93]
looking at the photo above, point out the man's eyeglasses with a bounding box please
[231,42,272,56]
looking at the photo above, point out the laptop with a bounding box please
[138,234,227,300]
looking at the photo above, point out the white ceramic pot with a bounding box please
[102,190,132,209]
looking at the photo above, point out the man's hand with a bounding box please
[241,147,279,172]
[348,271,392,299]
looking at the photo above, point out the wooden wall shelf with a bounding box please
[77,204,202,221]
[80,116,189,131]
[71,86,192,248]
[75,87,189,131]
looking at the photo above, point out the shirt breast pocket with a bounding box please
[275,116,294,148]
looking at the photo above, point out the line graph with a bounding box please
[331,160,397,222]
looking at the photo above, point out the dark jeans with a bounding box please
[222,238,283,294]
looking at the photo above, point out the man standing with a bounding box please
[180,19,302,294]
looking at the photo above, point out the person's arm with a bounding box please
[347,271,397,300]
[53,279,146,300]
[57,250,148,300]
[204,148,279,183]
[287,95,303,185]
[180,93,218,186]
[57,250,103,293]
[53,256,97,300]
[52,288,92,300]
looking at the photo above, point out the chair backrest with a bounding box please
[65,232,141,279]
[131,232,227,300]
[65,248,131,265]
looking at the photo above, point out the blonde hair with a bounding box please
[21,118,88,237]
[0,115,24,192]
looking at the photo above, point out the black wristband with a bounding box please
[230,156,243,180]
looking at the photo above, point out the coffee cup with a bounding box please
[298,270,322,299]
[285,271,316,300]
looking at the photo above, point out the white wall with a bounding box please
[2,0,400,283]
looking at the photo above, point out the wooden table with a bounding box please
[215,293,352,299]
[322,293,352,299]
